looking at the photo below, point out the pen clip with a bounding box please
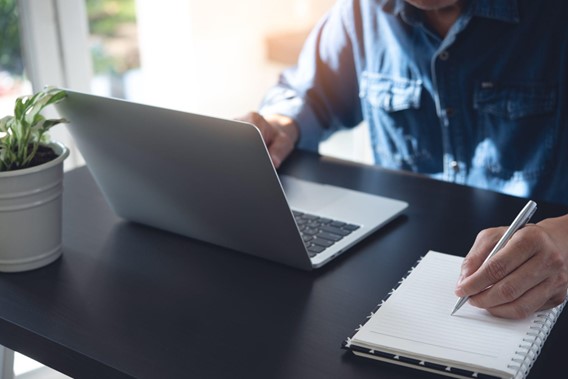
[517,201,537,228]
[524,204,537,225]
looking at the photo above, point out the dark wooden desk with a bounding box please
[0,151,566,379]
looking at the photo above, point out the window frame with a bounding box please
[17,0,92,169]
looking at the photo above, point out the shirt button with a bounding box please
[450,161,460,173]
[445,107,455,117]
[439,51,450,61]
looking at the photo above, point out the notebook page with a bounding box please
[352,251,542,377]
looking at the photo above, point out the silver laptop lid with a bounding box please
[56,90,313,270]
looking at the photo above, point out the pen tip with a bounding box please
[452,296,467,316]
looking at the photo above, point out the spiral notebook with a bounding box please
[343,251,567,379]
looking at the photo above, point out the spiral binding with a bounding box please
[507,297,567,379]
[345,255,567,379]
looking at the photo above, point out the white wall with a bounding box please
[134,0,334,117]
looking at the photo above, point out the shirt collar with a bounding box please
[378,0,520,24]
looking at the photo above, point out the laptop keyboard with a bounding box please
[292,210,360,258]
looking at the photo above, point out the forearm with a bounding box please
[259,1,362,150]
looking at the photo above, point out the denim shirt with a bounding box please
[260,0,568,206]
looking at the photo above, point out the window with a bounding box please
[0,0,32,119]
[87,0,141,98]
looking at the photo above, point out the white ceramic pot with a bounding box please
[0,142,69,272]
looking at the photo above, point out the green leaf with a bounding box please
[0,87,68,171]
[14,96,25,120]
[25,94,52,125]
[11,119,24,139]
[0,115,12,133]
[37,118,68,133]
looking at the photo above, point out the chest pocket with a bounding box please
[359,72,441,173]
[473,81,558,179]
[360,72,422,112]
[474,82,556,119]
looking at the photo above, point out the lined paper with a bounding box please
[352,251,546,377]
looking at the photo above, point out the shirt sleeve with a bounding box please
[259,0,362,151]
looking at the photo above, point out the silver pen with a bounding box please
[451,200,538,316]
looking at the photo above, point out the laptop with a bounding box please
[55,90,408,270]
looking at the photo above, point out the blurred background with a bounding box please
[0,1,371,375]
[1,0,372,172]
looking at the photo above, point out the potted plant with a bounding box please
[0,87,69,272]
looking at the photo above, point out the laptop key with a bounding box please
[296,218,308,226]
[317,231,343,242]
[321,225,351,236]
[303,227,319,236]
[343,224,360,231]
[307,245,325,256]
[330,221,346,227]
[311,238,334,248]
[294,210,361,257]
[301,214,319,221]
[307,220,321,228]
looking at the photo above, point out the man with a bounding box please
[239,0,568,319]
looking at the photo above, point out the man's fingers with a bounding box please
[467,252,549,309]
[235,112,280,166]
[268,142,285,169]
[461,223,568,317]
[456,226,538,297]
[235,112,274,144]
[234,112,298,169]
[480,278,568,319]
[267,131,296,169]
[459,227,505,283]
[458,214,568,319]
[483,281,548,319]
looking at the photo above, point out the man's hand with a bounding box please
[455,214,568,319]
[236,112,299,168]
